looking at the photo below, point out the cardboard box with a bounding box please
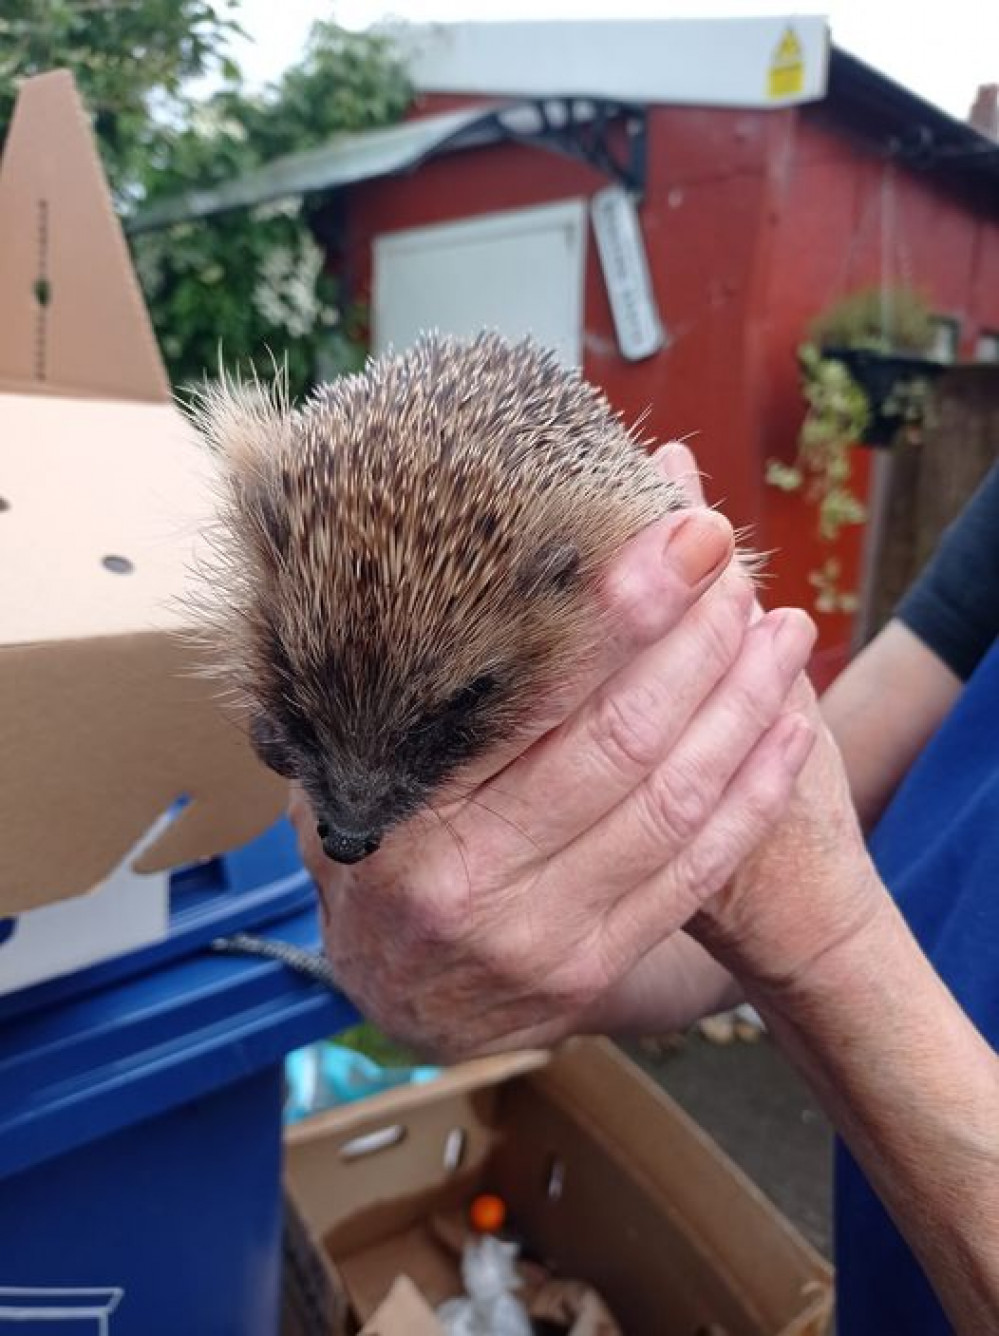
[0,71,285,935]
[284,1040,833,1336]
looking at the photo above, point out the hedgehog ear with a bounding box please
[518,541,581,596]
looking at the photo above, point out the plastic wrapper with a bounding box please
[437,1236,533,1336]
[284,1042,440,1120]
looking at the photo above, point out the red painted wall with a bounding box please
[327,95,999,676]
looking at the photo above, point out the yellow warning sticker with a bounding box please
[768,25,805,99]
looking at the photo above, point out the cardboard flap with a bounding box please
[0,70,288,915]
[533,1041,833,1330]
[0,70,170,401]
[0,633,287,911]
[286,1050,551,1145]
[0,393,216,645]
[359,1276,445,1334]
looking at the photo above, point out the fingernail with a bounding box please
[664,512,731,587]
[774,608,817,671]
[781,715,815,769]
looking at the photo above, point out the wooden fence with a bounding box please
[855,365,999,646]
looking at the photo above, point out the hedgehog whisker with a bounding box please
[427,802,473,915]
[471,795,547,861]
[443,788,547,862]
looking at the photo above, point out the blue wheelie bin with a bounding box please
[0,818,358,1336]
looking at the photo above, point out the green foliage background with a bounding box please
[0,2,412,397]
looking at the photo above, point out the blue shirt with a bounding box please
[834,462,999,1334]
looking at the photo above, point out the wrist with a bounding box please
[688,732,887,1001]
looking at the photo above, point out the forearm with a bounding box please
[821,620,961,831]
[739,889,999,1335]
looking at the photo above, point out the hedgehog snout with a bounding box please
[316,819,382,865]
[312,771,406,865]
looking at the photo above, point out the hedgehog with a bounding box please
[192,331,694,865]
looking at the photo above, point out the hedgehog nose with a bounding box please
[316,822,381,865]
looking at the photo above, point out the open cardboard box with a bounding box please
[0,71,284,975]
[284,1039,833,1336]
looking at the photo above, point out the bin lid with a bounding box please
[0,817,317,1024]
[0,906,358,1179]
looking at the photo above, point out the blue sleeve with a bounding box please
[895,460,999,681]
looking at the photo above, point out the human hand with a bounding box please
[639,452,885,1007]
[290,445,817,1059]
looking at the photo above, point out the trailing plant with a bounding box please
[766,357,866,615]
[767,342,869,539]
[767,286,943,616]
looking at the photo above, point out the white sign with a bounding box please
[590,187,664,363]
[402,17,830,110]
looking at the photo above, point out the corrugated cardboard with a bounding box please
[285,1041,833,1336]
[0,71,285,913]
[358,1276,444,1335]
[0,70,169,401]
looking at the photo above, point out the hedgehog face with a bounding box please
[193,332,680,866]
[243,547,585,863]
[246,665,513,862]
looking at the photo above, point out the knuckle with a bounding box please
[640,760,710,846]
[590,685,665,776]
[725,671,776,735]
[604,562,671,646]
[673,836,734,906]
[743,766,792,826]
[693,586,748,676]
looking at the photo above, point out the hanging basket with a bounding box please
[822,347,947,447]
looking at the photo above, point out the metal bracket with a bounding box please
[441,97,650,201]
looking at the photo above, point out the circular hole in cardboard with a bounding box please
[0,497,9,512]
[102,554,135,575]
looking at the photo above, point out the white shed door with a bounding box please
[372,199,587,366]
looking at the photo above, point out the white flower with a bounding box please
[252,231,325,337]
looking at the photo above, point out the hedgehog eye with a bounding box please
[457,673,499,708]
[248,712,298,778]
[467,673,499,705]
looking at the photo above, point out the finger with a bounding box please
[549,607,817,908]
[651,438,775,644]
[599,710,816,973]
[441,507,737,793]
[652,440,708,505]
[464,562,756,861]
